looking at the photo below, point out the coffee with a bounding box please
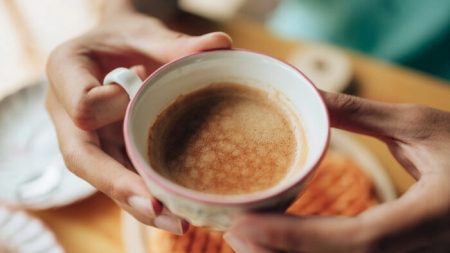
[148,82,306,195]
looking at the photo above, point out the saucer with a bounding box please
[0,207,64,253]
[0,81,96,209]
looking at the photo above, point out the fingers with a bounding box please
[359,175,450,253]
[320,91,406,139]
[223,233,276,253]
[47,46,130,130]
[98,15,233,64]
[131,30,233,63]
[46,88,187,235]
[226,214,364,253]
[322,91,450,142]
[225,175,450,253]
[47,15,232,131]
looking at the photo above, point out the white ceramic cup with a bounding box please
[103,49,330,230]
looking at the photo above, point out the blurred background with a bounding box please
[0,0,100,97]
[1,0,449,98]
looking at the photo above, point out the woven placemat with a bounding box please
[147,151,378,253]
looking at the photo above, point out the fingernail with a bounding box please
[154,214,184,235]
[223,233,252,253]
[128,195,155,218]
[200,32,233,46]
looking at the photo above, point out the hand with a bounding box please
[46,10,232,234]
[224,92,450,253]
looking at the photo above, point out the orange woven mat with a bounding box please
[148,151,378,253]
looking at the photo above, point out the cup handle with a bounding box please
[103,67,143,99]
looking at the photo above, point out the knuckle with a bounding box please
[339,94,364,116]
[107,175,136,204]
[70,93,97,130]
[47,43,65,66]
[398,104,436,140]
[60,143,83,176]
[329,93,365,128]
[46,39,99,131]
[60,141,138,207]
[46,40,76,73]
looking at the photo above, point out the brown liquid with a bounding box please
[148,83,305,195]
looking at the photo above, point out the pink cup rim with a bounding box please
[123,49,330,206]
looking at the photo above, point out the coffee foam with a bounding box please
[148,83,307,195]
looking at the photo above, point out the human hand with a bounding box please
[46,10,232,234]
[224,92,450,252]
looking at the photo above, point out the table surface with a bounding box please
[32,17,450,253]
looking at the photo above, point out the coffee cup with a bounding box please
[103,49,329,230]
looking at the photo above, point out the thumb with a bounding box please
[131,30,233,63]
[321,91,405,139]
[51,29,232,131]
[167,31,233,60]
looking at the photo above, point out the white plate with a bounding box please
[0,81,96,209]
[329,129,396,202]
[288,45,353,93]
[0,207,64,253]
[121,130,397,253]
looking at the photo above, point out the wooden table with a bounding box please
[32,17,450,253]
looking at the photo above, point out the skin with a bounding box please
[46,1,450,250]
[45,3,232,233]
[225,93,450,253]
